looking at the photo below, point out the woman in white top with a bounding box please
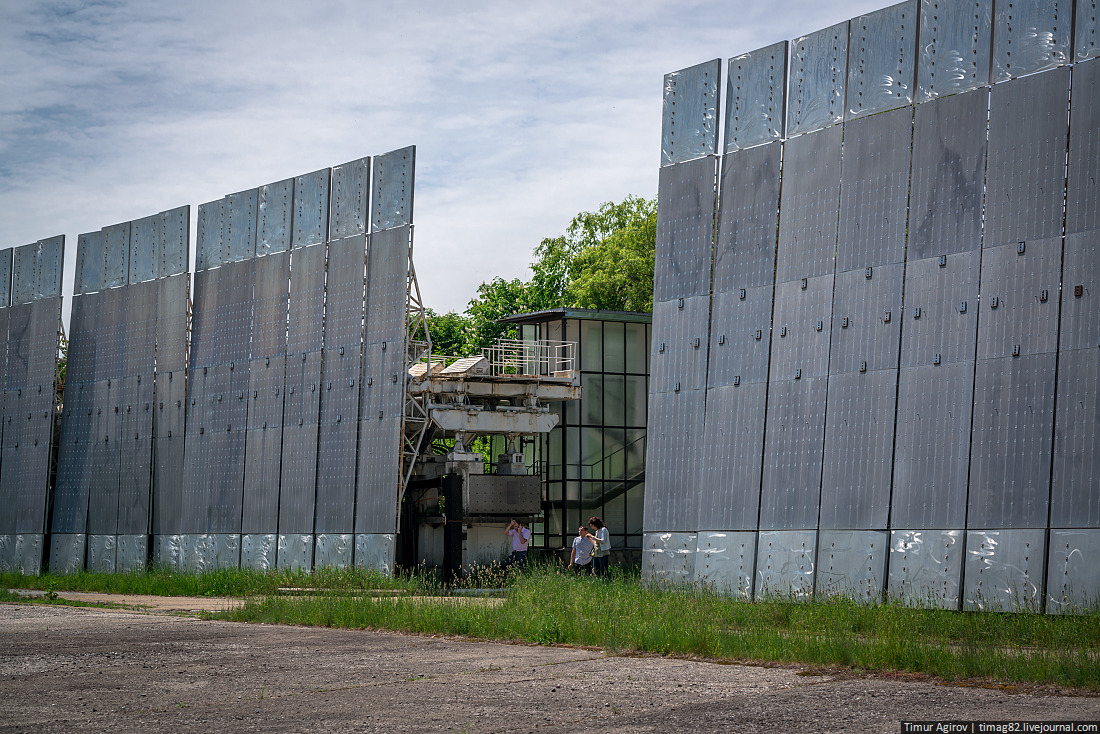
[589,516,610,578]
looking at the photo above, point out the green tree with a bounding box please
[420,309,470,357]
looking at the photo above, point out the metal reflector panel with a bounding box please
[759,377,827,530]
[0,248,12,305]
[100,223,130,290]
[49,534,86,575]
[116,375,153,536]
[661,59,720,167]
[330,157,370,239]
[816,530,887,601]
[354,534,395,573]
[129,213,158,284]
[820,370,897,529]
[654,157,717,302]
[242,359,285,535]
[196,199,224,271]
[648,296,709,394]
[241,534,276,570]
[641,388,704,532]
[1078,0,1100,61]
[706,287,772,387]
[845,1,917,119]
[836,107,912,270]
[188,269,217,367]
[1046,529,1100,613]
[293,169,330,248]
[152,370,186,536]
[354,394,403,534]
[723,42,787,152]
[915,0,992,102]
[86,534,116,573]
[209,363,248,534]
[315,359,360,535]
[892,363,973,528]
[908,88,987,260]
[768,275,834,379]
[755,530,816,598]
[277,534,313,571]
[992,0,1071,81]
[257,178,293,256]
[787,21,849,136]
[362,226,409,371]
[85,380,120,536]
[249,251,290,359]
[888,529,963,608]
[156,274,189,372]
[776,126,842,281]
[224,188,258,263]
[1052,348,1100,527]
[642,531,697,584]
[159,205,189,277]
[315,533,353,568]
[279,350,322,534]
[828,263,904,374]
[214,258,255,365]
[122,281,157,377]
[696,383,766,531]
[52,377,91,535]
[326,235,367,347]
[713,142,781,291]
[975,238,1063,360]
[180,367,214,533]
[984,68,1070,249]
[963,529,1045,611]
[288,244,326,354]
[1068,58,1100,236]
[968,353,1056,528]
[694,531,756,597]
[116,534,147,573]
[371,146,415,231]
[13,237,65,305]
[899,251,980,367]
[76,231,103,295]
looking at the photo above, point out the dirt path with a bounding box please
[1,602,1098,733]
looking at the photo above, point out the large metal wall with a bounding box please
[645,0,1100,612]
[0,239,63,575]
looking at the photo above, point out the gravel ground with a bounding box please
[1,602,1098,733]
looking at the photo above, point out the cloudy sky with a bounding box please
[0,0,881,315]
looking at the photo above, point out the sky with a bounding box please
[0,0,883,316]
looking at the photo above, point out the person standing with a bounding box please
[589,516,610,578]
[505,519,531,571]
[568,525,595,575]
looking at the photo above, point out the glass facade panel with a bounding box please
[582,427,604,479]
[580,320,603,371]
[626,375,647,426]
[582,373,604,425]
[626,323,647,372]
[606,428,627,481]
[604,374,626,427]
[604,321,625,372]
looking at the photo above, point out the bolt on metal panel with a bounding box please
[241,534,277,570]
[99,223,130,290]
[892,363,974,528]
[277,534,314,571]
[816,530,888,601]
[354,534,395,573]
[196,199,224,271]
[759,376,828,530]
[696,383,767,531]
[330,157,370,239]
[158,205,189,277]
[371,146,415,232]
[223,188,258,264]
[963,528,1045,611]
[242,358,286,534]
[755,530,817,599]
[293,168,330,248]
[116,375,154,536]
[829,264,904,375]
[0,248,12,306]
[992,0,1071,82]
[724,42,787,152]
[787,21,849,136]
[887,529,963,608]
[129,213,159,284]
[314,533,353,568]
[249,251,290,359]
[257,178,293,256]
[49,534,86,575]
[654,157,717,302]
[908,88,988,260]
[776,126,842,282]
[976,238,1063,360]
[769,275,834,380]
[156,274,189,372]
[642,531,698,584]
[694,531,756,598]
[968,353,1056,528]
[837,107,913,270]
[1046,529,1100,613]
[1052,348,1100,527]
[325,235,367,348]
[152,369,187,536]
[707,287,772,387]
[1078,0,1100,61]
[846,1,917,119]
[713,142,781,292]
[279,350,323,534]
[984,68,1070,249]
[1068,59,1100,235]
[661,60,720,167]
[899,251,980,367]
[287,244,326,354]
[648,296,709,393]
[915,0,992,102]
[820,369,898,529]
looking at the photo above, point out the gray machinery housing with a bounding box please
[646,0,1100,613]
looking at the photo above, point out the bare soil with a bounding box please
[1,601,1099,733]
